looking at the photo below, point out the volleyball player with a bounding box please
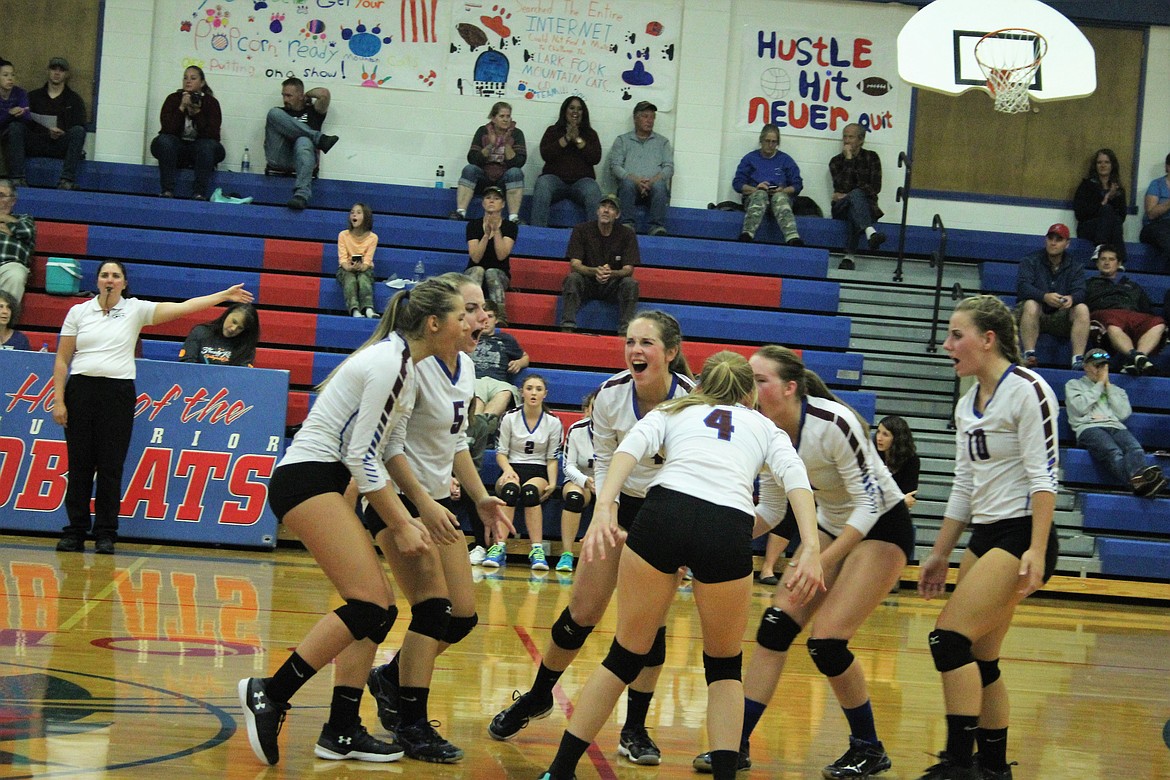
[237,277,467,766]
[362,274,513,763]
[556,392,597,572]
[695,345,912,776]
[915,296,1059,780]
[489,374,562,570]
[538,351,825,780]
[488,311,693,766]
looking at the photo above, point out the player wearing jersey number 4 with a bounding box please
[915,296,1059,780]
[537,351,825,780]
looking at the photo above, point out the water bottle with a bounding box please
[434,165,445,188]
[412,259,426,283]
[241,147,251,172]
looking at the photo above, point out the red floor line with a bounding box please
[513,624,618,780]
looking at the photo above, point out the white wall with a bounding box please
[95,0,1170,238]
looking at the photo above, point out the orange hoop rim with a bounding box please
[974,27,1048,75]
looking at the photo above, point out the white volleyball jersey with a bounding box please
[757,396,904,537]
[498,407,563,465]
[279,334,417,494]
[562,417,596,488]
[944,366,1059,525]
[617,403,810,517]
[592,370,695,499]
[385,352,475,499]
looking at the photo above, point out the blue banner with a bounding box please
[0,352,287,549]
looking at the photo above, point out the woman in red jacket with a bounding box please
[149,66,225,200]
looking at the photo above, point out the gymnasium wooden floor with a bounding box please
[1,533,1168,779]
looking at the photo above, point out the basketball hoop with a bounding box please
[975,28,1048,114]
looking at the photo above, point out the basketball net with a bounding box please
[975,28,1048,114]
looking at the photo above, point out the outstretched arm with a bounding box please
[152,284,254,326]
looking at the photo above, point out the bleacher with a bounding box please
[14,157,1170,581]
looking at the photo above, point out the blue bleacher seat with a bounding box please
[1081,492,1170,534]
[1096,537,1170,579]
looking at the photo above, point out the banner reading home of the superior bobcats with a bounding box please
[0,352,287,549]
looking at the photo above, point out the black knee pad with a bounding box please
[499,481,520,507]
[977,658,1001,687]
[443,613,479,645]
[408,597,452,641]
[928,628,974,673]
[702,652,743,685]
[601,639,648,685]
[756,607,802,652]
[375,604,398,643]
[334,599,392,642]
[644,626,667,667]
[563,490,586,513]
[550,607,594,651]
[520,483,542,507]
[806,637,855,678]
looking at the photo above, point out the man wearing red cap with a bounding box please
[1016,222,1090,369]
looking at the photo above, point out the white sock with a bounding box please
[456,208,466,216]
[864,226,876,238]
[509,213,519,223]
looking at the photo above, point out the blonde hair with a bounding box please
[955,294,1021,364]
[318,275,463,390]
[753,344,869,435]
[659,351,754,414]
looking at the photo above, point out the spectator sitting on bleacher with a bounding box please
[179,302,259,366]
[559,194,640,334]
[733,123,804,246]
[609,100,673,237]
[0,289,31,350]
[1016,222,1090,369]
[1073,148,1126,247]
[150,66,224,201]
[1085,244,1164,376]
[0,178,35,303]
[470,299,528,422]
[6,57,87,191]
[1065,347,1166,497]
[337,202,378,318]
[530,96,602,227]
[1140,152,1170,260]
[0,60,30,175]
[830,122,885,271]
[451,101,526,223]
[264,77,338,211]
[465,186,516,323]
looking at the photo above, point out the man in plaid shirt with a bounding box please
[830,123,885,270]
[0,179,36,302]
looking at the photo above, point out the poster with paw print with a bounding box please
[447,0,681,110]
[176,0,449,93]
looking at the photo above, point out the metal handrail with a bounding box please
[926,213,947,353]
[893,151,911,282]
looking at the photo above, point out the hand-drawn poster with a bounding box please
[736,25,899,138]
[447,0,682,110]
[176,0,450,93]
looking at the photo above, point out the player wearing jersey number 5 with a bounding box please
[915,295,1060,780]
[537,351,824,780]
[492,374,562,570]
[362,274,513,763]
[487,311,693,765]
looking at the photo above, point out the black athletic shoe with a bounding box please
[822,737,892,778]
[692,746,752,773]
[838,257,856,271]
[314,721,403,762]
[973,754,1017,780]
[94,537,115,555]
[916,753,981,779]
[238,677,289,765]
[55,536,84,552]
[366,664,400,731]
[487,690,553,741]
[618,726,661,765]
[397,718,464,763]
[868,231,888,251]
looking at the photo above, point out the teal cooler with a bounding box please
[46,257,81,295]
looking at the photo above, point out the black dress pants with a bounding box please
[62,375,136,540]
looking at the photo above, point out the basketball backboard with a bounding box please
[897,0,1096,102]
